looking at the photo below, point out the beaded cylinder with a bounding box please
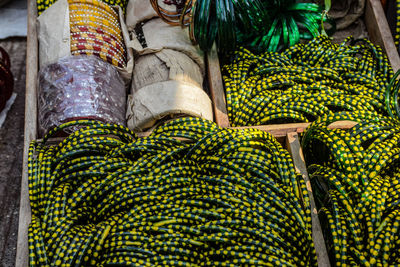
[68,0,127,68]
[37,55,126,136]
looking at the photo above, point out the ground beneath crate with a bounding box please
[0,37,26,267]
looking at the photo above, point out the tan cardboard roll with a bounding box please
[126,80,213,131]
[37,0,134,83]
[129,18,204,73]
[132,49,203,92]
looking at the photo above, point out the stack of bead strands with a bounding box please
[27,118,317,266]
[222,35,394,127]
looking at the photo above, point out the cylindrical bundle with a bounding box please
[126,80,213,131]
[27,117,317,266]
[329,0,365,30]
[302,111,400,266]
[69,0,127,68]
[38,0,134,84]
[149,0,334,52]
[131,49,203,92]
[127,18,209,132]
[137,18,204,72]
[38,55,126,136]
[0,46,13,112]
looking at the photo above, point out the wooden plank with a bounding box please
[233,122,310,139]
[206,43,230,127]
[365,0,400,72]
[285,132,331,267]
[16,0,37,266]
[231,120,359,139]
[327,120,358,129]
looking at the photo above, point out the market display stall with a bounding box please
[16,0,400,266]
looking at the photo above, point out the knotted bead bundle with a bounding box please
[222,35,395,127]
[28,117,317,266]
[302,111,400,266]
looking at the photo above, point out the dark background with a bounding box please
[0,37,26,267]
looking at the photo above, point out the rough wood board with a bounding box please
[285,132,331,267]
[365,0,400,72]
[16,0,37,266]
[232,120,358,139]
[233,122,310,139]
[206,43,230,127]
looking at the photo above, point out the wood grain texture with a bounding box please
[285,132,331,267]
[233,122,311,139]
[206,43,230,127]
[365,0,400,72]
[231,120,358,139]
[16,0,37,266]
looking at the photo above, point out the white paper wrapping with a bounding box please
[126,80,213,131]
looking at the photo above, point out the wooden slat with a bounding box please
[365,0,400,72]
[206,43,230,127]
[231,120,359,139]
[327,120,358,129]
[16,0,37,266]
[285,132,331,267]
[233,122,310,139]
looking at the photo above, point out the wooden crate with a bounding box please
[18,1,328,266]
[207,0,400,128]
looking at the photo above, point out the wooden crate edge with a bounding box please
[16,0,38,266]
[206,43,230,128]
[285,132,331,267]
[365,0,400,72]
